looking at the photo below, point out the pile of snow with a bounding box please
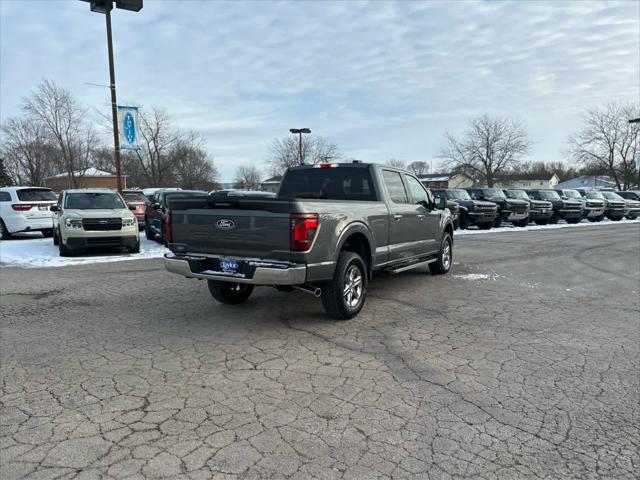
[456,217,639,235]
[0,233,168,268]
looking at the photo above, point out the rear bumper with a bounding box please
[583,207,605,218]
[529,209,553,221]
[5,215,54,234]
[164,253,307,285]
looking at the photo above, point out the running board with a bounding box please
[388,258,436,274]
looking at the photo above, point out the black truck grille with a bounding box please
[82,218,122,231]
[477,205,496,212]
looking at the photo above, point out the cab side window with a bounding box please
[0,191,11,202]
[382,170,409,204]
[404,175,429,205]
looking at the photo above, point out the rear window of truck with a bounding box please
[17,188,56,202]
[278,167,378,201]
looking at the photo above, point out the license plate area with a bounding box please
[189,257,256,279]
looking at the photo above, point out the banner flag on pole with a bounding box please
[117,106,140,150]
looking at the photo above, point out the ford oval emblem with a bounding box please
[216,218,236,230]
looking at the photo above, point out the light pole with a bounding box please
[289,128,311,165]
[81,0,143,191]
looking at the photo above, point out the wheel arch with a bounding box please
[336,223,374,278]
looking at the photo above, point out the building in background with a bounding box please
[44,168,127,191]
[555,175,617,190]
[260,175,282,193]
[494,173,559,189]
[417,173,474,189]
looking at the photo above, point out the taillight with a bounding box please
[11,204,33,211]
[290,213,319,252]
[164,209,173,244]
[313,163,338,168]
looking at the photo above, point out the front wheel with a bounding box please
[129,240,140,254]
[42,229,53,238]
[207,281,254,305]
[477,223,492,230]
[493,216,503,228]
[58,237,75,257]
[0,219,11,240]
[513,218,530,228]
[321,251,367,320]
[459,213,470,230]
[430,233,453,275]
[566,217,581,224]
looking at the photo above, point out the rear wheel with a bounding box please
[321,251,367,320]
[0,219,11,240]
[207,281,254,305]
[513,218,530,227]
[534,219,549,225]
[429,233,452,275]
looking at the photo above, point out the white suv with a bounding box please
[52,189,140,256]
[0,187,57,240]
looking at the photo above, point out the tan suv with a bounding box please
[51,189,139,256]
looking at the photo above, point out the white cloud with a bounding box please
[1,0,638,180]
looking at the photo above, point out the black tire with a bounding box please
[58,237,74,257]
[608,215,623,222]
[321,251,367,320]
[477,223,492,230]
[0,218,11,240]
[129,240,140,253]
[514,218,530,228]
[626,214,637,220]
[429,233,453,275]
[42,229,54,238]
[459,212,470,230]
[534,219,549,225]
[145,220,154,240]
[596,214,605,222]
[53,228,59,245]
[494,216,503,228]
[550,213,560,224]
[207,281,254,305]
[566,217,581,224]
[587,217,598,223]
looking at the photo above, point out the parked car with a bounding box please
[526,189,583,223]
[0,186,57,239]
[556,188,605,223]
[503,189,553,225]
[145,190,208,243]
[51,189,139,256]
[576,189,625,221]
[616,191,640,219]
[121,190,148,228]
[143,187,181,203]
[600,191,636,220]
[466,188,529,227]
[431,189,497,230]
[616,190,640,201]
[164,162,455,320]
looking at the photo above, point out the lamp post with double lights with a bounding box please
[289,128,311,165]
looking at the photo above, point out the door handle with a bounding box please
[417,214,425,220]
[393,214,403,221]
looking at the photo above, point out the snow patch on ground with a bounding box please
[453,273,493,281]
[0,233,168,268]
[455,217,639,235]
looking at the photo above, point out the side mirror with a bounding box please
[129,205,137,211]
[50,205,59,212]
[435,197,447,209]
[151,203,161,210]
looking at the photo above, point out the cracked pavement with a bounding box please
[1,224,638,479]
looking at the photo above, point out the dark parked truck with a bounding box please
[466,188,529,227]
[431,189,497,229]
[599,191,630,221]
[557,188,605,222]
[164,163,455,320]
[526,189,583,223]
[503,189,553,225]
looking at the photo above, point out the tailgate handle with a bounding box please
[393,214,403,221]
[417,214,425,220]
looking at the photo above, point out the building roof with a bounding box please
[46,167,126,179]
[555,175,617,189]
[496,172,558,181]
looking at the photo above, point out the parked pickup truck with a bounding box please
[526,189,583,223]
[164,162,455,320]
[503,189,553,225]
[431,189,497,230]
[466,188,529,227]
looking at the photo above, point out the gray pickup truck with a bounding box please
[164,162,455,319]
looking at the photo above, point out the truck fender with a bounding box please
[335,221,375,277]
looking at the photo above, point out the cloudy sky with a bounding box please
[1,0,638,181]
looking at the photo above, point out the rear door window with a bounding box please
[16,188,56,202]
[0,191,11,202]
[382,170,409,204]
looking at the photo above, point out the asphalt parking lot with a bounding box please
[1,224,638,480]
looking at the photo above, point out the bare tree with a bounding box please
[408,161,428,175]
[268,136,339,174]
[23,79,96,187]
[0,158,13,186]
[0,117,57,186]
[170,133,220,190]
[568,102,639,189]
[386,158,407,169]
[134,107,178,186]
[441,115,531,187]
[234,165,262,190]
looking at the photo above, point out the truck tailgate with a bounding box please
[170,201,292,260]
